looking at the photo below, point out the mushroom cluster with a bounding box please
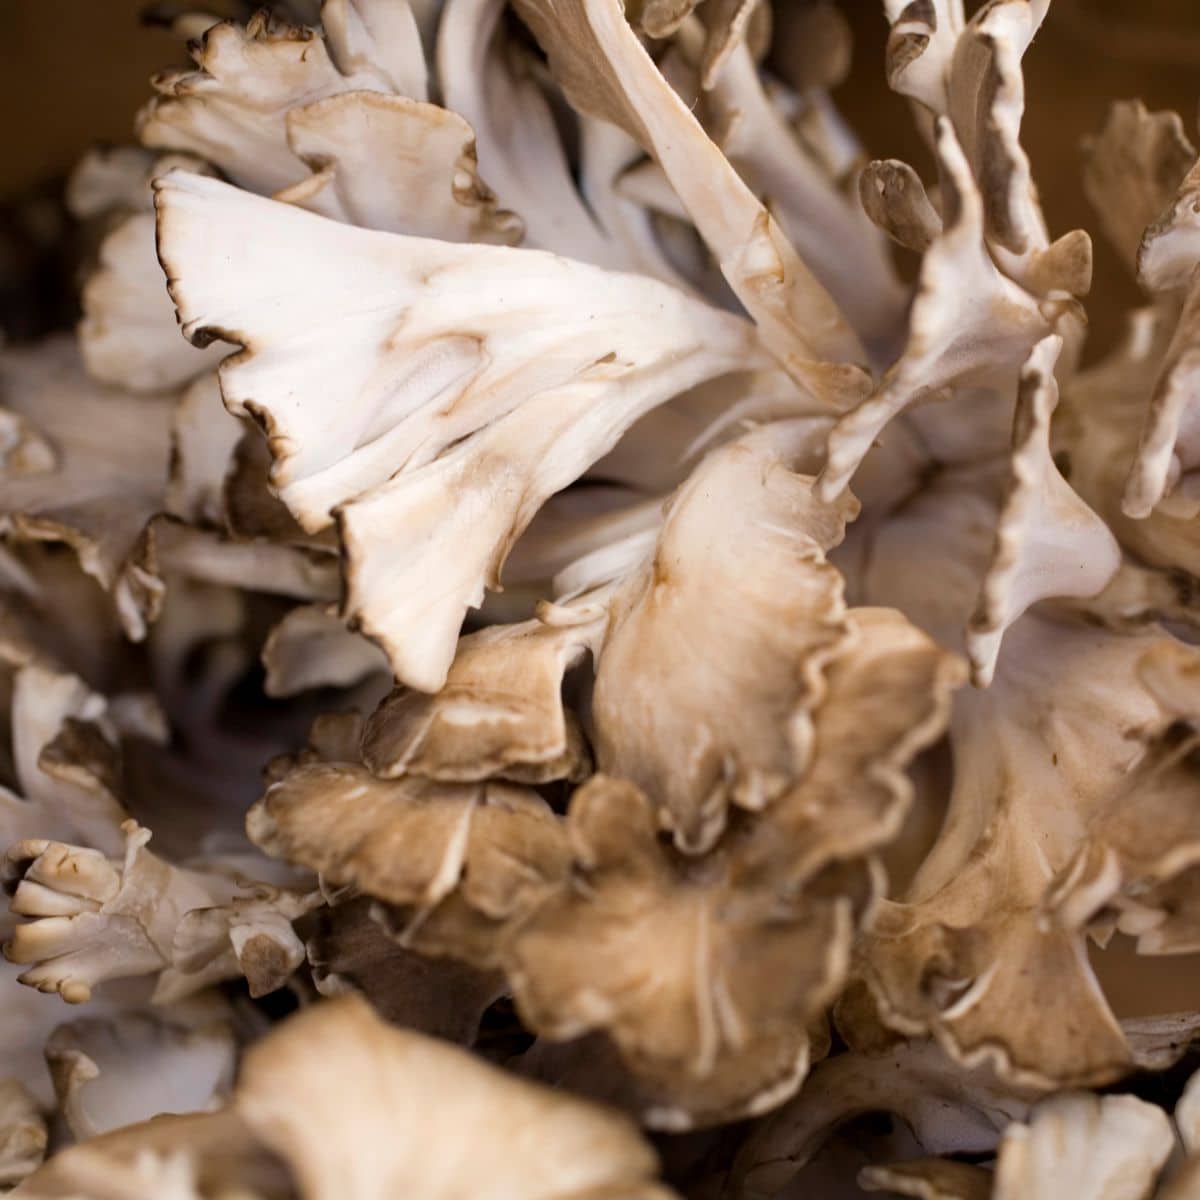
[7,0,1200,1195]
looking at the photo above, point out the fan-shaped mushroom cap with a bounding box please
[137,8,413,195]
[155,170,764,689]
[247,767,570,968]
[20,995,677,1200]
[846,450,1200,1088]
[589,422,857,851]
[503,776,869,1129]
[0,338,172,630]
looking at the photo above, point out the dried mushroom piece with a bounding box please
[156,171,764,689]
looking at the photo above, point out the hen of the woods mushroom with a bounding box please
[8,0,1200,1194]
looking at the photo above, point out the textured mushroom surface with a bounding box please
[8,0,1200,1194]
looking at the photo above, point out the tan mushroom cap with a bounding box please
[247,765,570,968]
[504,776,869,1129]
[849,449,1200,1088]
[362,613,599,784]
[21,995,677,1200]
[590,422,857,852]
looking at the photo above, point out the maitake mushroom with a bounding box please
[5,0,1200,1193]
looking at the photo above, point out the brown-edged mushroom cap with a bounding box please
[362,611,600,784]
[154,170,765,690]
[247,766,570,968]
[589,421,857,852]
[503,775,872,1129]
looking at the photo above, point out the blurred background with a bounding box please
[3,0,1200,350]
